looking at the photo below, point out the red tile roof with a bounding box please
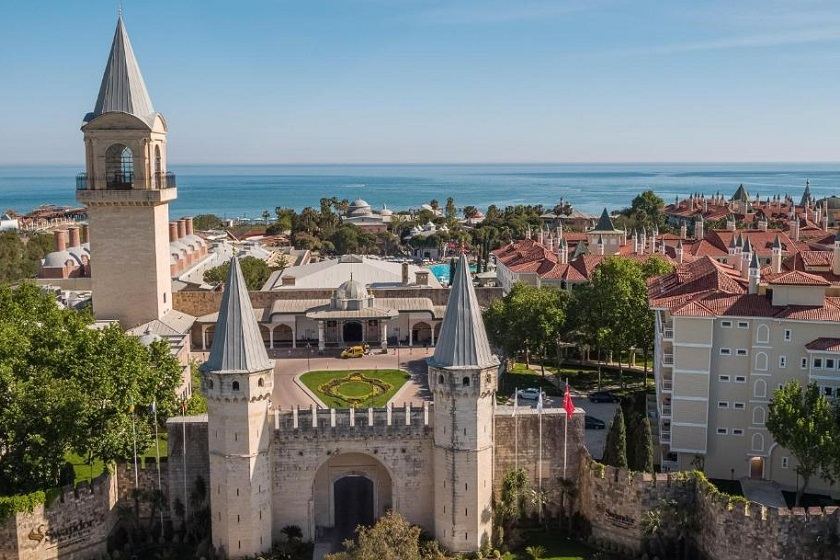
[805,338,840,352]
[766,270,831,286]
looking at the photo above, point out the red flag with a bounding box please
[563,382,575,417]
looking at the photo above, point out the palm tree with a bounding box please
[525,545,547,559]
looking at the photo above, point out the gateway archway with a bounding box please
[343,321,363,343]
[334,475,374,543]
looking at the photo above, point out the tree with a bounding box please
[495,468,529,542]
[628,190,665,230]
[445,197,457,220]
[463,205,479,219]
[767,381,835,506]
[0,232,53,283]
[0,283,182,494]
[325,510,422,560]
[203,256,272,290]
[602,406,628,468]
[192,214,224,231]
[448,258,456,287]
[631,417,654,473]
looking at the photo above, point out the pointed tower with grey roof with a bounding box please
[203,257,274,558]
[78,16,176,327]
[587,208,625,255]
[429,253,499,552]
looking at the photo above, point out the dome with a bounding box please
[43,250,77,268]
[820,196,840,210]
[347,198,372,217]
[138,327,163,347]
[380,204,393,216]
[334,279,368,301]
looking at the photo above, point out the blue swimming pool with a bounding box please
[427,262,477,284]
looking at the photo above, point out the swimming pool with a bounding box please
[427,262,477,284]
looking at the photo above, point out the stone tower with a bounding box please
[429,253,500,552]
[77,16,175,327]
[203,257,274,558]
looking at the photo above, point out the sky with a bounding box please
[1,0,839,165]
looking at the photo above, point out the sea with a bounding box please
[2,163,839,219]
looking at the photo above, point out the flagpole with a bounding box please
[563,381,568,480]
[514,387,519,471]
[130,403,139,489]
[152,400,163,529]
[537,391,543,524]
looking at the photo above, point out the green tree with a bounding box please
[445,197,457,220]
[495,468,529,542]
[273,207,296,233]
[192,214,224,231]
[203,256,273,290]
[631,416,654,473]
[602,406,628,468]
[767,381,835,506]
[0,232,53,283]
[0,283,181,494]
[325,510,422,560]
[628,190,665,230]
[463,205,479,219]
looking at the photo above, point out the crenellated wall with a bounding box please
[578,454,840,560]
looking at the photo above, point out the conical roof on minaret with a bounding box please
[429,253,498,370]
[87,16,155,124]
[203,257,273,374]
[800,180,813,207]
[731,184,749,202]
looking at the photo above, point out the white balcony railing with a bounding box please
[663,327,674,340]
[661,378,673,392]
[662,353,674,365]
[661,405,672,417]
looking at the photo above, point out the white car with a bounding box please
[516,387,546,401]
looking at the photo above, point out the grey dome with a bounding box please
[138,328,163,347]
[347,199,372,217]
[334,279,368,300]
[43,250,77,268]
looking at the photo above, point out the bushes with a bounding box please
[0,491,46,522]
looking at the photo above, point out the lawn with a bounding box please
[65,434,168,485]
[499,362,651,401]
[300,369,410,408]
[502,531,596,560]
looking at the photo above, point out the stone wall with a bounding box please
[166,415,211,520]
[493,407,585,516]
[116,459,170,521]
[577,455,840,560]
[172,286,504,318]
[0,473,118,560]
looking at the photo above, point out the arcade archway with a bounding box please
[343,321,363,343]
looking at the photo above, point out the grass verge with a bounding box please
[300,369,410,408]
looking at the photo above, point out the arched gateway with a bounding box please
[313,452,393,544]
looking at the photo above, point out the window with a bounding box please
[827,359,836,369]
[720,348,732,356]
[738,321,749,329]
[814,358,823,369]
[801,357,808,369]
[232,381,240,391]
[753,407,766,424]
[721,320,733,328]
[718,401,729,408]
[717,428,728,435]
[438,374,444,384]
[784,329,792,342]
[163,292,167,303]
[735,376,747,383]
[752,433,765,451]
[462,376,470,387]
[824,387,834,397]
[779,356,787,368]
[736,348,748,357]
[719,375,730,382]
[756,324,769,343]
[754,351,767,370]
[734,402,745,409]
[733,429,744,436]
[753,379,767,398]
[258,378,264,387]
[782,457,789,469]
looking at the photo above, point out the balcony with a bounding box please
[660,378,673,392]
[76,171,176,191]
[661,404,672,417]
[662,353,674,366]
[663,327,674,340]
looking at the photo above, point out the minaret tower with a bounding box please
[429,253,500,552]
[78,17,175,327]
[203,257,274,558]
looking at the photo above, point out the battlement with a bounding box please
[273,402,433,440]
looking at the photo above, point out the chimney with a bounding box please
[694,216,704,240]
[675,240,684,264]
[758,217,767,231]
[749,253,760,294]
[177,219,187,239]
[639,230,647,254]
[791,219,800,242]
[415,270,430,286]
[556,224,563,240]
[596,234,605,256]
[680,221,687,240]
[726,214,736,231]
[557,239,568,264]
[81,224,89,243]
[822,207,829,231]
[68,226,81,248]
[525,225,532,240]
[537,227,545,245]
[169,222,178,243]
[741,240,752,281]
[54,230,67,252]
[632,230,639,254]
[703,199,708,213]
[281,275,296,286]
[771,236,783,274]
[650,228,657,254]
[833,237,840,276]
[186,217,194,235]
[401,262,410,285]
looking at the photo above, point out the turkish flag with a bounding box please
[563,383,575,417]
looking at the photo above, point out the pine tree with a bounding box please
[602,406,628,468]
[448,258,456,286]
[634,416,654,473]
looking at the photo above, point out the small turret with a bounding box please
[749,252,761,294]
[676,239,684,264]
[694,215,704,240]
[680,220,687,240]
[771,235,783,274]
[726,214,736,231]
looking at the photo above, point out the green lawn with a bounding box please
[64,434,168,486]
[300,369,410,408]
[499,362,651,402]
[503,531,596,560]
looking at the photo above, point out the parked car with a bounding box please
[585,415,606,430]
[589,390,619,403]
[341,345,365,359]
[516,387,546,401]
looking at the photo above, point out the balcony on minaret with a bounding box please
[76,170,177,205]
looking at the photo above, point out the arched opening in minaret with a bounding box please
[105,143,133,189]
[154,145,162,187]
[343,321,363,344]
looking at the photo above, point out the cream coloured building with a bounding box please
[649,243,840,496]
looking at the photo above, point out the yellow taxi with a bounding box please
[340,345,365,359]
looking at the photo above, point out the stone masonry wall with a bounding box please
[493,408,585,517]
[578,455,840,560]
[166,415,211,520]
[0,473,119,560]
[172,286,504,318]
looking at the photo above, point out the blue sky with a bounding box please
[1,0,839,164]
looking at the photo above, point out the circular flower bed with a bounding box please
[318,372,394,406]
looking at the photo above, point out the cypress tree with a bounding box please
[449,258,456,286]
[635,416,654,473]
[602,406,628,468]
